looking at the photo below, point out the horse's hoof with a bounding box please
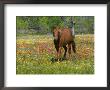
[62,57,67,60]
[51,58,56,62]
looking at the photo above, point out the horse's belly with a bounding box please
[60,35,73,46]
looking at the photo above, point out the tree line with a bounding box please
[16,16,94,35]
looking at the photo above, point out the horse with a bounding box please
[52,26,76,62]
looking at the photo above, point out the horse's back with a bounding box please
[59,28,74,46]
[61,29,73,41]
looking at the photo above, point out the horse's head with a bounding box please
[53,26,61,41]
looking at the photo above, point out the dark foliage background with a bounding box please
[16,16,94,35]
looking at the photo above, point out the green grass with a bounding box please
[16,34,94,74]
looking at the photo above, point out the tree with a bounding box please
[16,16,94,35]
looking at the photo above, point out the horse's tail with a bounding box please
[72,40,76,53]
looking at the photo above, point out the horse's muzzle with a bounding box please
[54,37,58,40]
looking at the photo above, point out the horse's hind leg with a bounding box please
[63,46,67,60]
[72,40,76,53]
[68,44,72,60]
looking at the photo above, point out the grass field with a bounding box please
[16,34,94,74]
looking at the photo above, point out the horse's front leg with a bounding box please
[63,45,67,60]
[57,47,61,62]
[68,44,72,60]
[54,40,60,62]
[55,45,61,62]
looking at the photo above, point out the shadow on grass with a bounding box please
[50,57,67,63]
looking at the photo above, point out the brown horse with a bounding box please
[53,26,76,62]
